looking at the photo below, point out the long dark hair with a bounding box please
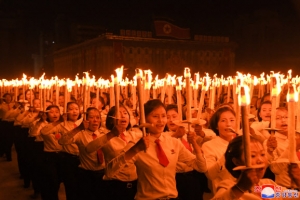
[25,89,34,101]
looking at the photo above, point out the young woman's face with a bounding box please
[239,141,267,179]
[4,94,12,103]
[87,109,101,132]
[164,97,174,105]
[91,98,104,110]
[101,94,108,104]
[217,111,236,141]
[116,106,130,129]
[259,103,271,121]
[146,106,167,134]
[47,107,60,122]
[33,99,40,109]
[166,109,179,131]
[59,96,64,106]
[19,94,24,101]
[26,91,34,101]
[67,103,80,122]
[275,109,288,135]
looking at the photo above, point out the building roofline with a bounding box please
[54,33,237,55]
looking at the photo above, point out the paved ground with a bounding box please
[0,146,66,200]
[0,146,213,200]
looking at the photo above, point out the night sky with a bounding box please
[1,0,300,78]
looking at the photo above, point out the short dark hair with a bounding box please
[257,100,272,122]
[164,94,177,105]
[225,136,262,178]
[67,102,81,120]
[91,96,106,110]
[3,93,12,102]
[102,92,110,106]
[106,104,131,131]
[17,93,23,101]
[260,93,270,105]
[144,99,166,118]
[45,105,62,122]
[86,107,100,119]
[208,106,236,136]
[165,104,179,132]
[166,104,178,113]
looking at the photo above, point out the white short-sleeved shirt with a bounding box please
[202,136,236,193]
[74,129,106,171]
[106,133,206,200]
[102,128,143,181]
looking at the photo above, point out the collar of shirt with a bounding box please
[149,133,165,143]
[86,129,100,136]
[98,126,109,134]
[275,131,288,140]
[216,136,230,145]
[75,118,83,126]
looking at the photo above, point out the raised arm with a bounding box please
[106,135,149,178]
[85,126,123,153]
[40,120,64,135]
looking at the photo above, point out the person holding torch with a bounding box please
[106,99,206,200]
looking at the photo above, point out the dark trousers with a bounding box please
[0,120,4,156]
[60,152,80,200]
[106,179,137,200]
[77,168,108,200]
[14,126,29,176]
[23,137,36,187]
[176,170,207,200]
[2,121,14,161]
[30,141,44,194]
[41,152,63,200]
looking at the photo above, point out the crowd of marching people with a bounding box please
[1,86,300,200]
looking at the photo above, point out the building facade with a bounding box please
[53,31,237,78]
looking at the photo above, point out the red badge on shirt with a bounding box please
[54,132,61,140]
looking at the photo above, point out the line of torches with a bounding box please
[1,68,300,166]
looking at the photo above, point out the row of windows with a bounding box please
[123,47,228,57]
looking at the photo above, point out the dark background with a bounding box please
[1,0,300,78]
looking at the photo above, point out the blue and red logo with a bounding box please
[254,184,299,199]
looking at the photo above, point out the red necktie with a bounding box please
[7,103,10,110]
[120,132,127,143]
[181,138,193,152]
[92,133,104,164]
[155,139,169,167]
[297,152,300,160]
[74,123,77,128]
